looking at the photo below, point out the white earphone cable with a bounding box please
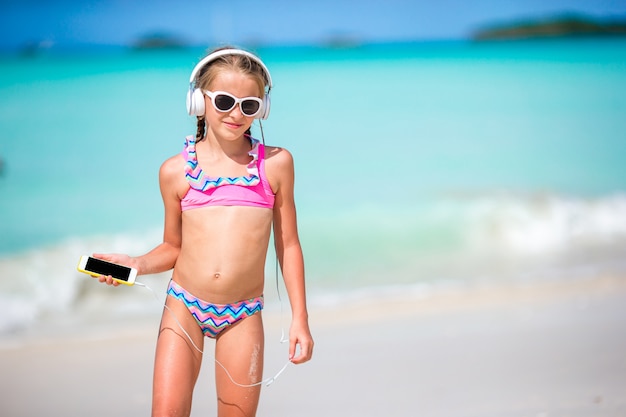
[134,280,290,388]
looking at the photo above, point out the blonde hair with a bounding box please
[194,47,269,141]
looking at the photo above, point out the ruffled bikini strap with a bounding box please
[184,135,261,191]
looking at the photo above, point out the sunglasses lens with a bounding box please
[214,94,236,112]
[241,99,261,116]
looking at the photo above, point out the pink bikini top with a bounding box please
[180,136,275,211]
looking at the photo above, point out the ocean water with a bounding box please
[1,39,626,338]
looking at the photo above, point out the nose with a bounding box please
[227,101,247,119]
[230,103,244,118]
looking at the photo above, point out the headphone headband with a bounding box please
[188,48,273,90]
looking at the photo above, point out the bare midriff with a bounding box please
[173,205,273,304]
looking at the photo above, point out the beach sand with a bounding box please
[2,275,626,417]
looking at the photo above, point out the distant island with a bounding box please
[471,14,626,41]
[132,32,187,49]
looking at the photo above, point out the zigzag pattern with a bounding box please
[167,280,264,338]
[184,136,260,191]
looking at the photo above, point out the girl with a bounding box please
[94,47,313,417]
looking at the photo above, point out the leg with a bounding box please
[215,312,265,417]
[152,294,205,417]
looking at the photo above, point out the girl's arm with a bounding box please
[271,148,314,364]
[94,156,183,285]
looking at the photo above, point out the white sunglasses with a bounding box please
[203,90,263,117]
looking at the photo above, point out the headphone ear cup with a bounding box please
[186,88,205,116]
[259,93,271,120]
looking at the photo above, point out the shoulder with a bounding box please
[264,145,295,193]
[264,145,294,171]
[159,153,187,195]
[160,153,185,178]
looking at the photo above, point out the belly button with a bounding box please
[214,273,221,279]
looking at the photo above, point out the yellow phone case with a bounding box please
[76,257,136,285]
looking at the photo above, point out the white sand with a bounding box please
[2,275,626,416]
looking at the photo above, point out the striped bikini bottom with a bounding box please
[166,279,264,338]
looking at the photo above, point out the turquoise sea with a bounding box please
[1,39,626,337]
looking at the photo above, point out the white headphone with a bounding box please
[186,48,273,120]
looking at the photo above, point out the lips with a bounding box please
[224,121,243,129]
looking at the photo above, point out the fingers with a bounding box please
[91,253,111,261]
[289,340,296,361]
[89,253,128,287]
[92,253,131,267]
[289,336,314,364]
[90,254,115,285]
[93,274,120,286]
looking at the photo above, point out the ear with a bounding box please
[186,88,205,116]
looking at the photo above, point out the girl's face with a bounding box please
[204,70,263,141]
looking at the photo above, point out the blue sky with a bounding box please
[1,0,626,49]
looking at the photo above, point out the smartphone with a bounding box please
[77,255,137,286]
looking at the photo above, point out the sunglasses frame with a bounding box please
[203,90,263,117]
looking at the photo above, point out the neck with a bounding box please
[200,131,252,158]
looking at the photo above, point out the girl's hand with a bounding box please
[90,253,135,286]
[289,318,314,364]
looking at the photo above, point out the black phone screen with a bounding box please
[85,257,131,281]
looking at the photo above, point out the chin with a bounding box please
[219,128,247,141]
